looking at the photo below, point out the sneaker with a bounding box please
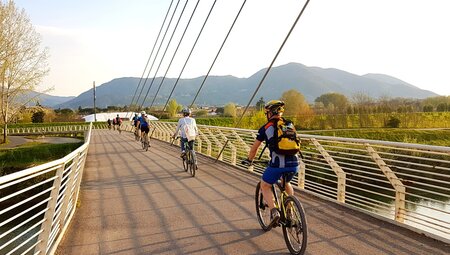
[269,208,280,229]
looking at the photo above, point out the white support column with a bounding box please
[58,153,80,227]
[366,144,406,223]
[311,138,346,203]
[196,138,202,154]
[298,159,306,189]
[35,164,66,254]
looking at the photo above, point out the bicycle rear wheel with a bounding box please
[255,182,271,231]
[182,153,188,172]
[188,150,196,177]
[282,196,307,255]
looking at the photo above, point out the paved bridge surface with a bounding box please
[56,130,449,255]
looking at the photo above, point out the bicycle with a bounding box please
[244,160,308,255]
[171,137,197,177]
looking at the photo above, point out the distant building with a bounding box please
[82,112,158,122]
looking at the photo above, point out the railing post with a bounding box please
[197,138,202,154]
[311,138,346,203]
[298,159,306,189]
[35,163,65,254]
[58,152,81,231]
[366,144,406,223]
[231,146,237,165]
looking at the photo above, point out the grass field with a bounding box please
[0,141,84,176]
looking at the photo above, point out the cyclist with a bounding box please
[114,114,122,132]
[132,113,139,137]
[137,111,151,145]
[242,100,299,229]
[172,108,198,157]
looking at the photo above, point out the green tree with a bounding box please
[423,105,434,112]
[315,93,349,113]
[386,116,401,128]
[1,1,49,143]
[195,109,208,117]
[31,110,45,123]
[436,103,447,112]
[166,99,180,118]
[255,97,265,111]
[280,89,311,117]
[223,103,237,117]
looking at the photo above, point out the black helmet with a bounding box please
[264,100,285,114]
[182,108,191,116]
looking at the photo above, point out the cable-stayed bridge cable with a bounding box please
[215,0,311,162]
[148,0,200,110]
[135,0,182,112]
[161,0,217,112]
[127,0,174,118]
[139,0,189,110]
[189,0,247,109]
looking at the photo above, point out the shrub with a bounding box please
[386,116,401,128]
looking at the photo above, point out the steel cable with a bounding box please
[188,0,247,109]
[134,0,182,112]
[215,0,311,161]
[126,0,174,118]
[148,0,200,110]
[161,0,217,112]
[139,0,189,110]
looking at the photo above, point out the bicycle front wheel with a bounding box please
[255,182,271,231]
[282,196,308,255]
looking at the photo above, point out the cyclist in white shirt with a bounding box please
[172,108,198,157]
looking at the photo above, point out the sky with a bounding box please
[13,0,450,97]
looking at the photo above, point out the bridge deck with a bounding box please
[57,130,449,255]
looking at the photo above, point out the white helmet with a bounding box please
[141,111,146,115]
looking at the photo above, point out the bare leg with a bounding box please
[261,180,276,209]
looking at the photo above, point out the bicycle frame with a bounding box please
[272,177,290,223]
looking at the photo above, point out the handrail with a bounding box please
[0,123,93,255]
[151,121,450,244]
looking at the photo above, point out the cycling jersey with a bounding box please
[256,117,299,168]
[138,116,149,128]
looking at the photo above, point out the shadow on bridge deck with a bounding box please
[56,130,449,255]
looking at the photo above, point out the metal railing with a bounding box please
[0,123,93,255]
[152,121,450,244]
[7,124,107,135]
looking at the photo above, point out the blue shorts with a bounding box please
[262,166,298,185]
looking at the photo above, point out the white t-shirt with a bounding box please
[175,117,198,139]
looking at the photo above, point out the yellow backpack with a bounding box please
[269,118,300,155]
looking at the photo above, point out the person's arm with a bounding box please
[173,120,181,138]
[193,118,199,135]
[248,140,262,161]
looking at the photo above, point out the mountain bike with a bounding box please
[171,137,197,177]
[243,160,308,255]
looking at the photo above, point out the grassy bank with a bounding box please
[0,142,84,176]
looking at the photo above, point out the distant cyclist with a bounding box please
[115,114,122,133]
[172,108,198,157]
[137,111,151,144]
[132,113,139,136]
[242,100,300,229]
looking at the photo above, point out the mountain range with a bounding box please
[49,62,437,109]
